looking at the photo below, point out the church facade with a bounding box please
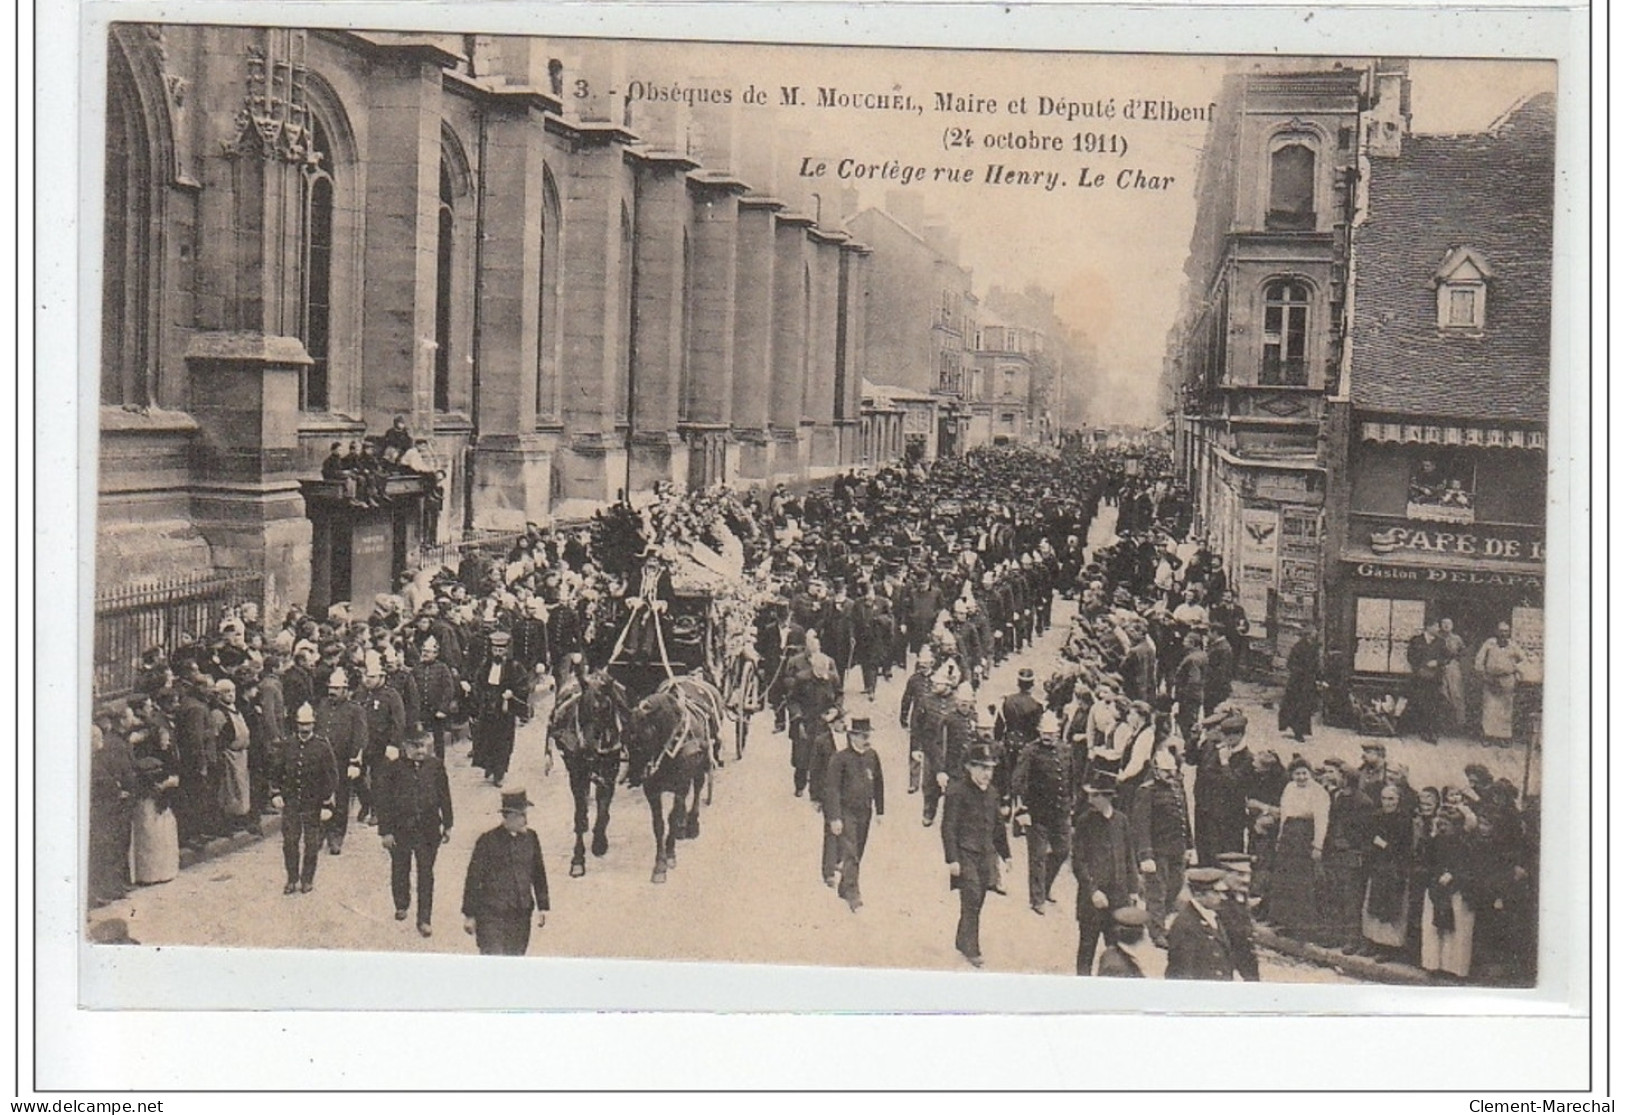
[97,26,874,616]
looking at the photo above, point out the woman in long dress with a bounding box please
[1419,808,1476,979]
[1269,756,1329,939]
[1474,623,1526,743]
[128,701,181,886]
[1438,619,1468,730]
[1361,784,1415,954]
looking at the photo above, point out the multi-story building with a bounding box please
[967,320,1037,448]
[97,26,871,617]
[1170,62,1396,660]
[1171,59,1552,715]
[847,197,975,457]
[1324,92,1552,714]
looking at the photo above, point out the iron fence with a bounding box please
[410,530,527,573]
[93,571,265,701]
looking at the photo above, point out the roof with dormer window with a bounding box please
[1350,92,1554,424]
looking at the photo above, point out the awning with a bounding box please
[1360,421,1546,450]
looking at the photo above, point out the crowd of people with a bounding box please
[87,444,1538,984]
[319,415,446,537]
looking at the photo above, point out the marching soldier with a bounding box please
[1011,710,1072,914]
[270,702,337,894]
[356,652,407,827]
[898,646,940,795]
[412,635,459,760]
[994,667,1045,754]
[314,667,367,855]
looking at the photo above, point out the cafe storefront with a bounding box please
[1326,516,1544,730]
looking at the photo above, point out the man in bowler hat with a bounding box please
[941,744,1011,968]
[1072,775,1143,975]
[461,787,550,955]
[377,730,454,936]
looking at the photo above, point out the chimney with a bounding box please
[1365,58,1412,158]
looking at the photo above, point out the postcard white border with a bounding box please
[29,0,1599,1093]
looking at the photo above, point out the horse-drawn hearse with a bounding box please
[547,544,764,884]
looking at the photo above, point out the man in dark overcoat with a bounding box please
[1071,777,1142,975]
[377,730,454,935]
[462,787,550,956]
[1165,867,1241,980]
[467,629,531,787]
[940,744,1012,968]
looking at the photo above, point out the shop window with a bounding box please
[1354,596,1426,674]
[1261,279,1310,385]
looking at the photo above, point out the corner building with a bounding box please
[96,26,871,615]
[1171,59,1551,717]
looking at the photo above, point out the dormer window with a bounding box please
[1433,246,1493,331]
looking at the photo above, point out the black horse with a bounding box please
[549,668,630,878]
[624,675,723,884]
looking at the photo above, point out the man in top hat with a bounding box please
[1096,907,1155,978]
[1071,775,1143,975]
[271,702,338,894]
[315,666,368,855]
[468,629,531,788]
[461,787,550,956]
[1165,867,1241,981]
[823,716,886,912]
[940,744,1011,968]
[1011,710,1072,914]
[377,730,454,936]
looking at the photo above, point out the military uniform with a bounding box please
[314,695,367,852]
[272,730,338,890]
[356,682,407,824]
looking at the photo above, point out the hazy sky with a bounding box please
[622,42,1556,425]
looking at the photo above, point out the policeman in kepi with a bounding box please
[271,702,337,894]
